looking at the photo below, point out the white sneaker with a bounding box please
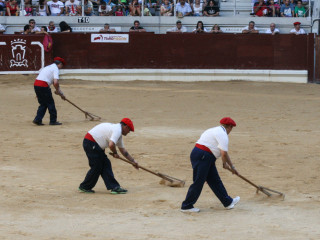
[226,196,240,210]
[180,207,200,213]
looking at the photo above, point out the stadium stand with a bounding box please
[0,0,318,34]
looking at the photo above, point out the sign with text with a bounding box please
[91,34,129,43]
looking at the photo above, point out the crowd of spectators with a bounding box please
[252,0,310,17]
[0,0,221,16]
[0,0,312,17]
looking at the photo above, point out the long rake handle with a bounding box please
[65,98,88,114]
[108,153,174,182]
[227,168,271,197]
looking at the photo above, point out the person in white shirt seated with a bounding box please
[290,21,306,35]
[265,23,280,35]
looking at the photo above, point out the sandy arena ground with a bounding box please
[0,75,320,240]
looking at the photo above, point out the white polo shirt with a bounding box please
[88,123,124,150]
[36,63,59,85]
[196,126,229,159]
[290,28,306,35]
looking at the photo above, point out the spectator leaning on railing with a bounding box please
[48,21,59,33]
[129,0,141,16]
[265,23,280,35]
[168,20,188,33]
[176,0,192,17]
[29,19,41,33]
[192,21,208,33]
[203,0,219,17]
[22,24,32,34]
[280,0,294,17]
[99,23,116,33]
[209,24,223,34]
[129,20,146,32]
[290,21,306,35]
[242,21,259,34]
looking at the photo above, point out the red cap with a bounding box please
[294,22,301,26]
[121,118,134,132]
[54,57,66,65]
[220,117,236,127]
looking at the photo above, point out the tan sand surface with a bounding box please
[0,75,320,240]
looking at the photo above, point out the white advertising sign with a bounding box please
[91,34,129,43]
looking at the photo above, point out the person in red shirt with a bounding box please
[6,0,19,16]
[254,0,269,16]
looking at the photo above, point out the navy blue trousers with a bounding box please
[34,86,57,123]
[79,139,120,191]
[181,147,233,209]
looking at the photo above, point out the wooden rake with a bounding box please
[109,153,185,187]
[227,168,285,198]
[65,98,101,121]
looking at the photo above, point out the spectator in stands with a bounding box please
[23,0,33,16]
[267,0,280,17]
[36,26,49,35]
[65,0,81,16]
[294,0,305,17]
[0,0,5,16]
[119,0,129,15]
[192,21,208,33]
[99,23,116,32]
[209,24,223,34]
[29,19,41,33]
[59,21,72,32]
[0,23,5,33]
[176,0,192,17]
[107,0,119,14]
[147,0,158,16]
[115,5,124,16]
[6,0,20,16]
[265,22,280,34]
[129,20,146,32]
[203,0,219,17]
[84,0,93,16]
[254,0,269,16]
[129,0,141,16]
[99,1,113,15]
[48,21,59,33]
[47,0,64,16]
[192,0,204,16]
[167,20,187,33]
[160,0,173,16]
[280,0,294,17]
[143,6,152,16]
[242,21,259,34]
[22,24,32,34]
[290,21,306,35]
[36,0,48,16]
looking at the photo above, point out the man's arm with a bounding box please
[53,78,66,100]
[220,149,238,175]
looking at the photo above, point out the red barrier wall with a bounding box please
[0,33,315,82]
[0,35,52,71]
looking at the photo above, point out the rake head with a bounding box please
[84,112,101,121]
[158,173,185,188]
